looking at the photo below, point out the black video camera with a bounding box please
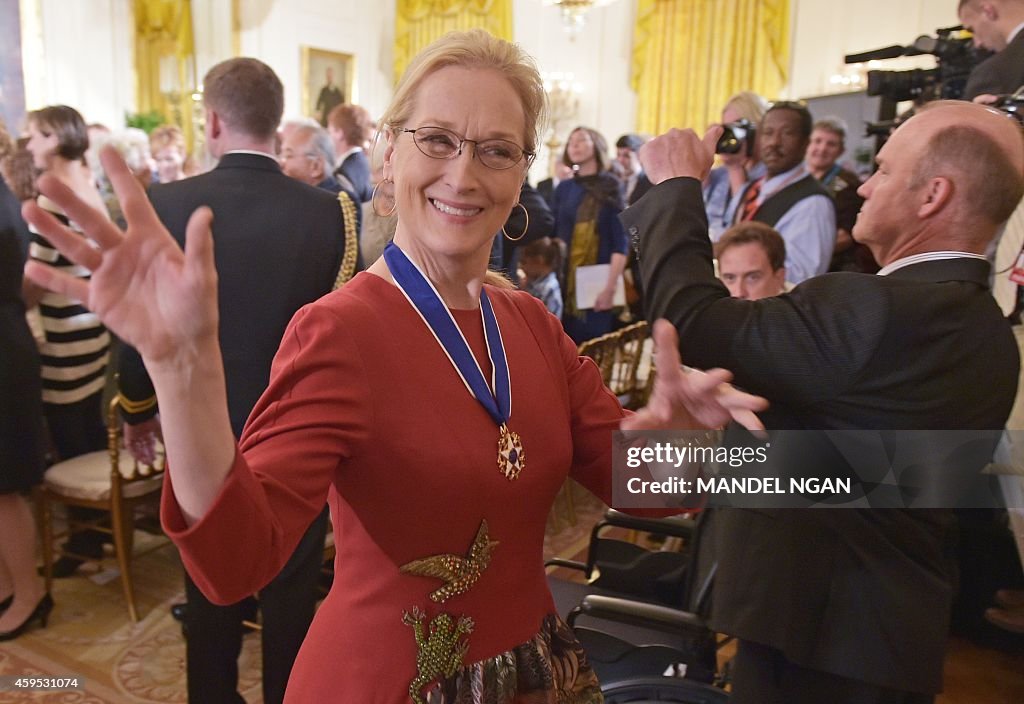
[845,26,989,103]
[715,119,755,156]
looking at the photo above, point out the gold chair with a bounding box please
[38,396,166,622]
[552,322,653,526]
[578,321,651,411]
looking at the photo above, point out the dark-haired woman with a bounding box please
[552,126,629,344]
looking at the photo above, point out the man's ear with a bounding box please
[207,109,222,140]
[917,176,954,219]
[311,158,325,182]
[773,266,788,294]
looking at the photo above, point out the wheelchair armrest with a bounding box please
[601,509,697,540]
[574,594,707,632]
[544,557,588,572]
[600,676,729,703]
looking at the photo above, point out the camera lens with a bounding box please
[716,120,751,155]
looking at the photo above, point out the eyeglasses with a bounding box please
[400,126,534,170]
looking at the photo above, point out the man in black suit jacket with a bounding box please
[118,58,347,704]
[960,0,1024,100]
[624,101,1024,702]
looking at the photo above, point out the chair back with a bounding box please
[578,321,651,410]
[38,395,166,621]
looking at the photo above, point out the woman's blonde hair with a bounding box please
[378,29,546,157]
[723,91,769,124]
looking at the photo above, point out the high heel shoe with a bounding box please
[0,593,54,641]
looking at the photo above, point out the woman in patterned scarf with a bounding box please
[551,126,629,344]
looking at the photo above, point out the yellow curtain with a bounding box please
[134,0,196,149]
[394,0,513,84]
[632,0,789,135]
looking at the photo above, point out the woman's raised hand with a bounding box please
[621,319,768,433]
[23,147,219,370]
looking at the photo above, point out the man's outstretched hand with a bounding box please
[621,320,768,433]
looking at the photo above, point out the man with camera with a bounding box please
[626,100,1024,703]
[960,0,1024,100]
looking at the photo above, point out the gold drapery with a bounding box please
[394,0,512,84]
[632,0,789,135]
[134,0,196,149]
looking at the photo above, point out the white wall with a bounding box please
[787,0,960,100]
[236,0,395,126]
[26,0,134,128]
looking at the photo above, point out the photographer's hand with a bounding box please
[972,93,999,106]
[639,126,723,185]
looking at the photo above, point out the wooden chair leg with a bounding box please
[562,480,577,527]
[112,503,139,622]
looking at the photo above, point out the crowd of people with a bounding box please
[2,5,1024,702]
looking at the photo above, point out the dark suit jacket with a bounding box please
[335,150,373,203]
[119,152,346,436]
[623,177,1019,694]
[0,180,31,263]
[535,177,557,210]
[964,29,1024,99]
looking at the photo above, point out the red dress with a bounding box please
[162,272,627,703]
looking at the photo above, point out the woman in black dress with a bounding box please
[0,122,50,640]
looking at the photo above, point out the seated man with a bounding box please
[715,221,787,300]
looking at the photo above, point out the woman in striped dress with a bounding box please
[24,106,112,580]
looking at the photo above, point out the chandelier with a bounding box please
[541,0,620,36]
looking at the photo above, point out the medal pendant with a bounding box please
[497,424,525,481]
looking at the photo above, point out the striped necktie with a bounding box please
[738,177,765,222]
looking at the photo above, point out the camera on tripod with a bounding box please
[715,118,755,156]
[845,26,988,103]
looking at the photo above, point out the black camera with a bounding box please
[715,119,755,156]
[846,27,988,103]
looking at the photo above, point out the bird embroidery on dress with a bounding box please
[400,519,499,603]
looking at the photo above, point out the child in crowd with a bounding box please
[518,237,563,319]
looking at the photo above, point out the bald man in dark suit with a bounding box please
[626,101,1024,703]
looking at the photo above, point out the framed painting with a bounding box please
[301,46,356,127]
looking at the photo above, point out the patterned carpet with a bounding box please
[0,482,606,703]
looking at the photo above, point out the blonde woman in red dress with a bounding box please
[24,30,763,703]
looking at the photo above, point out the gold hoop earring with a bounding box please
[502,202,529,242]
[371,179,397,217]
